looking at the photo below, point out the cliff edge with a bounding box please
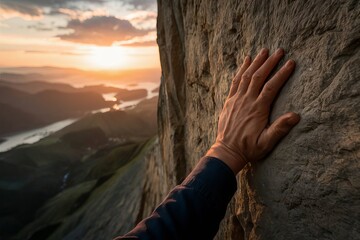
[156,1,360,239]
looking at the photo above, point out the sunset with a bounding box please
[0,0,160,70]
[0,2,161,238]
[1,1,358,239]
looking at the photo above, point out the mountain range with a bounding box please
[0,80,151,137]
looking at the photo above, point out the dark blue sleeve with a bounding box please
[114,156,237,240]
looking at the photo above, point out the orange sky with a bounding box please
[0,0,160,70]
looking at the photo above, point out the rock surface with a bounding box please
[156,0,360,239]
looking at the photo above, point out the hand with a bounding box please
[206,48,300,174]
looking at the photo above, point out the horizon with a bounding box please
[0,65,161,73]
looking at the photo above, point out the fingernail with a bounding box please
[276,48,284,56]
[261,48,268,55]
[287,114,300,125]
[286,60,295,67]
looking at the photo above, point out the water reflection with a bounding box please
[0,119,77,152]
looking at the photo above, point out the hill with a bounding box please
[115,89,147,101]
[0,86,114,136]
[0,103,43,136]
[0,81,125,95]
[0,81,77,94]
[53,97,158,142]
[0,95,158,239]
[0,67,161,86]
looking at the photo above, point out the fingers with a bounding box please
[228,56,251,98]
[238,48,269,95]
[247,48,284,96]
[258,112,300,151]
[258,59,296,105]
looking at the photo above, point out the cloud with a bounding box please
[0,1,43,17]
[57,16,149,46]
[117,30,157,47]
[25,50,86,56]
[120,40,156,47]
[0,0,156,18]
[121,0,156,10]
[0,0,104,18]
[125,10,156,29]
[27,22,54,31]
[52,8,108,21]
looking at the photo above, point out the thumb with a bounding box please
[259,112,300,151]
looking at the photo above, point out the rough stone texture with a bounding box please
[138,141,168,220]
[156,0,360,239]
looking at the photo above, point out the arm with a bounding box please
[115,48,300,240]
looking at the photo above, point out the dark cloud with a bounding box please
[57,16,149,46]
[0,1,42,16]
[0,0,156,17]
[121,0,156,10]
[0,0,103,17]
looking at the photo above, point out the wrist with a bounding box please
[205,141,247,175]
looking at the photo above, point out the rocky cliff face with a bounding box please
[156,1,360,239]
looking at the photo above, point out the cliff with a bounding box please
[156,1,360,239]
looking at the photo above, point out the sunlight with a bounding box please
[88,46,127,70]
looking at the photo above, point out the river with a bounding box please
[0,119,78,152]
[0,83,159,153]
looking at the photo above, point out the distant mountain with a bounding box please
[0,80,77,94]
[151,87,160,93]
[0,80,122,94]
[80,84,121,94]
[115,88,147,101]
[0,80,149,98]
[0,66,161,86]
[0,86,114,136]
[0,103,43,136]
[0,72,47,82]
[54,97,158,141]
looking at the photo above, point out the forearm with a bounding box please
[115,157,237,240]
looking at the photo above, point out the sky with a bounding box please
[0,0,160,70]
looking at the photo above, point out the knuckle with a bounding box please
[263,83,274,93]
[252,72,263,81]
[242,72,251,82]
[258,92,268,101]
[259,142,269,153]
[232,75,240,83]
[279,65,290,76]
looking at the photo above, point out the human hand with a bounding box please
[206,48,300,174]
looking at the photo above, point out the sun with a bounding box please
[88,46,127,70]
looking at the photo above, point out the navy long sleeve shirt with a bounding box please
[115,156,237,240]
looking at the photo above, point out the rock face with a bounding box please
[156,1,360,239]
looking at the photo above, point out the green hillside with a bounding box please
[0,97,158,239]
[14,137,156,240]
